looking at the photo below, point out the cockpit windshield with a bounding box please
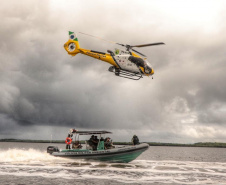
[128,56,152,74]
[145,60,153,73]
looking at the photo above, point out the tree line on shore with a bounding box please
[1,139,226,148]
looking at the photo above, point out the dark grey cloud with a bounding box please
[1,0,226,142]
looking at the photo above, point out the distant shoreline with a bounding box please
[1,139,226,148]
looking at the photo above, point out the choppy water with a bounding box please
[1,142,226,184]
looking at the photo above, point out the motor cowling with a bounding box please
[47,146,59,154]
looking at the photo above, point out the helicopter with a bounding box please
[64,31,165,80]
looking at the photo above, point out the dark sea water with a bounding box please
[1,142,226,184]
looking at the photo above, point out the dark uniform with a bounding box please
[132,135,140,145]
[92,136,99,151]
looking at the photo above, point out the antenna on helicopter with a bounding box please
[79,32,117,44]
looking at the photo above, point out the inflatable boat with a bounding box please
[47,130,149,163]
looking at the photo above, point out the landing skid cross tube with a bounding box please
[108,66,143,80]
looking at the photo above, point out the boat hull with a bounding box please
[50,143,149,163]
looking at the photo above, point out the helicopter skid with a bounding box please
[108,66,143,80]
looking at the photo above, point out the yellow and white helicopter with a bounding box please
[64,31,165,80]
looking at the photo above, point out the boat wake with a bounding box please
[1,148,226,184]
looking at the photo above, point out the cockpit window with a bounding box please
[128,56,145,67]
[128,56,152,74]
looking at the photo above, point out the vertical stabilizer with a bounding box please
[64,31,80,56]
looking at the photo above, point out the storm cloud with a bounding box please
[1,0,226,142]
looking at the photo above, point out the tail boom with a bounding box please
[64,31,118,67]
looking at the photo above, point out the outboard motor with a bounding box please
[47,146,59,154]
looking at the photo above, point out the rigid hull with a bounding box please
[50,143,149,163]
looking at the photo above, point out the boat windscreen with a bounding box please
[71,130,112,135]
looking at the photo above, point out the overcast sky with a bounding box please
[0,0,226,143]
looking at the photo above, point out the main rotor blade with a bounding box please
[131,48,146,57]
[79,32,117,44]
[116,43,126,47]
[131,42,165,48]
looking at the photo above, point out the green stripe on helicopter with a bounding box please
[69,31,78,41]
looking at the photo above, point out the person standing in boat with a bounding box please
[92,136,99,151]
[88,135,95,149]
[65,133,73,149]
[131,135,140,145]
